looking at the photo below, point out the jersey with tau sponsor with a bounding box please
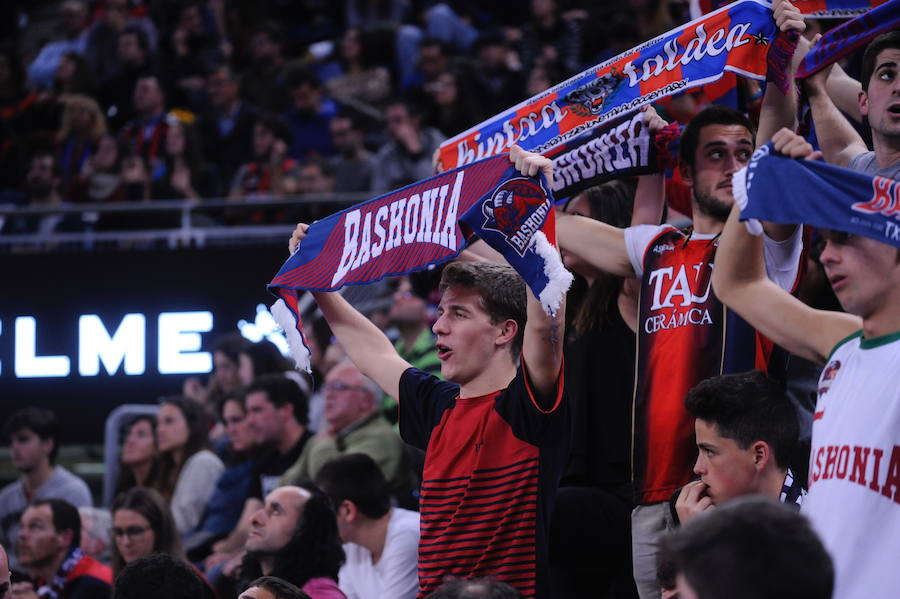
[398,365,568,599]
[625,224,802,504]
[804,331,900,599]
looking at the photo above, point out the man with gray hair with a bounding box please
[280,360,407,499]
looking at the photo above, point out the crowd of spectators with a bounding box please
[0,1,898,599]
[0,0,681,236]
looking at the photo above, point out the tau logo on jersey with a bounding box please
[481,177,550,257]
[817,359,841,400]
[564,71,625,117]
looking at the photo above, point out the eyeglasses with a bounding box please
[111,526,152,539]
[324,381,370,394]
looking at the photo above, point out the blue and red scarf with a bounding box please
[438,0,790,170]
[268,155,573,372]
[692,0,888,19]
[735,143,900,248]
[797,0,900,79]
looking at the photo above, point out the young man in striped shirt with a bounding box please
[289,146,566,599]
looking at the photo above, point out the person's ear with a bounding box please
[495,319,518,347]
[858,88,869,118]
[341,500,358,523]
[752,441,771,471]
[679,161,693,186]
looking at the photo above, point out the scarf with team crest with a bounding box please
[268,154,572,372]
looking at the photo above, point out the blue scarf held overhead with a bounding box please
[692,0,887,19]
[438,0,790,170]
[796,0,900,79]
[734,143,900,248]
[268,154,573,372]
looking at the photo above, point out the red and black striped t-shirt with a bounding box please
[399,365,568,599]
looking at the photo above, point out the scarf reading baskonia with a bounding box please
[268,154,573,372]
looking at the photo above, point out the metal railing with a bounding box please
[0,191,377,252]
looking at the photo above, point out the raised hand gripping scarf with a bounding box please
[691,0,888,19]
[437,0,790,171]
[268,154,573,372]
[796,0,900,79]
[734,143,900,247]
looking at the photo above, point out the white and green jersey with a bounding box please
[803,330,900,599]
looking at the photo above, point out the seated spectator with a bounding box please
[238,340,301,390]
[113,553,212,599]
[517,0,583,76]
[56,95,107,192]
[296,158,335,197]
[315,454,419,599]
[114,415,159,497]
[2,152,91,235]
[422,69,480,139]
[464,33,525,119]
[184,332,250,419]
[153,397,224,535]
[150,113,218,201]
[202,375,313,573]
[0,408,92,571]
[26,0,89,90]
[328,114,374,193]
[425,578,522,599]
[239,23,291,114]
[162,1,222,109]
[79,506,112,565]
[280,361,407,503]
[237,484,346,599]
[85,0,158,90]
[322,29,391,108]
[660,497,833,599]
[184,394,258,558]
[17,499,112,597]
[53,51,94,98]
[95,26,155,131]
[197,63,259,185]
[228,115,301,211]
[241,576,311,599]
[370,99,445,192]
[671,371,803,527]
[401,37,450,96]
[110,488,184,580]
[282,67,337,160]
[118,75,168,172]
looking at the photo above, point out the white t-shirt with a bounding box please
[338,508,420,599]
[803,331,900,599]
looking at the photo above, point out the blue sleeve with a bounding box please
[398,367,459,451]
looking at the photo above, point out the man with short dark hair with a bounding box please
[282,67,337,160]
[671,371,802,526]
[0,409,92,571]
[15,498,111,598]
[315,454,419,599]
[113,553,211,599]
[329,115,374,193]
[661,497,833,599]
[198,63,259,184]
[290,144,567,598]
[118,75,168,168]
[370,100,445,192]
[229,115,301,203]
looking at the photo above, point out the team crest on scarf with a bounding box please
[564,70,626,117]
[481,177,551,257]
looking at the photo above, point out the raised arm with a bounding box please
[509,145,567,403]
[802,63,868,167]
[288,226,412,400]
[755,0,806,145]
[711,132,861,364]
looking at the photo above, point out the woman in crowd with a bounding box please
[423,69,480,139]
[110,487,185,579]
[238,339,294,387]
[55,94,107,192]
[151,113,218,201]
[322,28,391,107]
[184,393,258,558]
[184,333,249,416]
[154,396,224,535]
[114,414,159,498]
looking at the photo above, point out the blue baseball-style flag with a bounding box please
[734,143,900,246]
[438,0,791,170]
[797,0,900,79]
[268,154,572,372]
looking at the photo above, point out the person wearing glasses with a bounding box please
[280,360,408,504]
[109,488,184,580]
